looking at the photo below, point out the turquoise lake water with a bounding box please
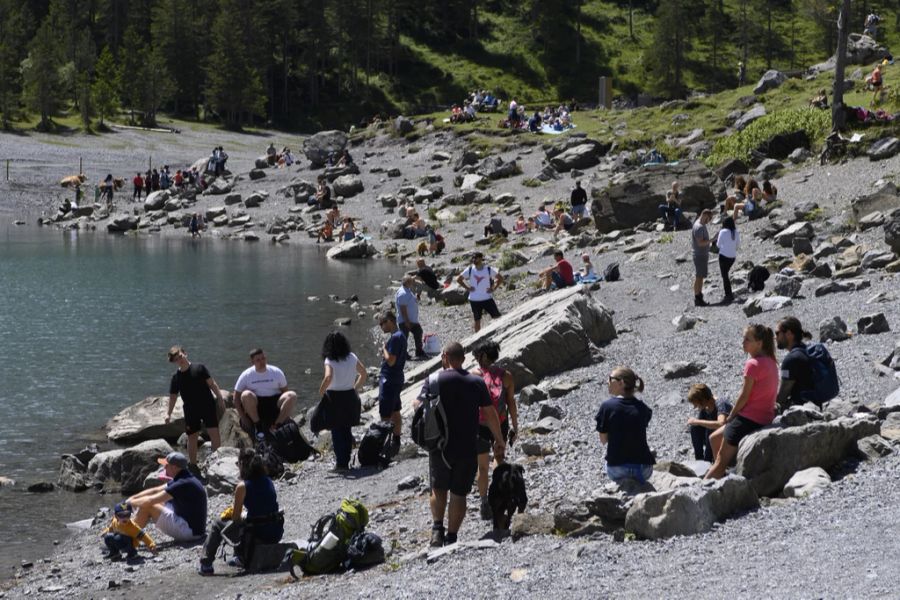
[0,224,400,575]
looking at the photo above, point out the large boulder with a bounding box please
[380,218,407,239]
[885,211,900,254]
[106,396,186,443]
[201,447,241,495]
[774,221,815,247]
[544,137,611,161]
[742,295,792,316]
[323,163,360,182]
[332,175,364,198]
[591,161,720,233]
[624,476,759,539]
[549,144,603,172]
[394,116,414,135]
[810,33,891,73]
[735,416,881,496]
[219,408,253,449]
[326,237,377,259]
[87,439,174,494]
[303,130,348,167]
[868,137,900,161]
[756,130,809,159]
[753,70,787,95]
[58,455,89,491]
[734,104,766,131]
[439,283,469,306]
[143,190,169,211]
[107,215,139,232]
[205,178,232,195]
[782,467,831,498]
[476,156,519,179]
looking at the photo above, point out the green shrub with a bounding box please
[521,178,542,187]
[705,108,830,166]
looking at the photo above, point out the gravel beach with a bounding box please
[2,121,899,599]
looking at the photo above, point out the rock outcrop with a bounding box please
[303,130,348,167]
[591,161,721,233]
[106,396,186,443]
[87,439,174,494]
[202,447,241,495]
[326,237,377,259]
[735,416,880,496]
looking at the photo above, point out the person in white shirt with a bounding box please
[456,252,504,332]
[233,348,297,435]
[317,331,367,472]
[716,216,740,304]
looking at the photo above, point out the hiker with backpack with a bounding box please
[199,448,284,575]
[377,311,406,457]
[414,342,505,547]
[705,324,778,480]
[775,317,838,411]
[316,331,366,473]
[472,341,518,521]
[456,252,504,333]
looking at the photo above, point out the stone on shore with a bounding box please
[624,476,759,539]
[58,455,90,491]
[303,130,348,167]
[782,467,831,498]
[87,439,174,494]
[326,237,377,259]
[332,175,364,198]
[106,396,186,443]
[754,70,787,94]
[143,190,168,211]
[201,447,241,496]
[107,215,139,232]
[735,416,880,497]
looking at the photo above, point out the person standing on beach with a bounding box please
[233,349,298,436]
[692,209,713,307]
[457,252,504,333]
[570,180,588,220]
[377,311,406,455]
[166,346,225,466]
[396,276,427,360]
[132,172,144,202]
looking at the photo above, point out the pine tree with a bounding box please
[205,0,265,128]
[646,0,705,97]
[0,1,33,128]
[118,25,144,124]
[21,15,63,130]
[92,46,120,126]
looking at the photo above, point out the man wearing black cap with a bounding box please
[127,451,207,541]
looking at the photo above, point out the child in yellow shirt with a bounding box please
[102,503,156,560]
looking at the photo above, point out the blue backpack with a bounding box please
[800,343,840,405]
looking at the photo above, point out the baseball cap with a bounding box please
[157,451,188,469]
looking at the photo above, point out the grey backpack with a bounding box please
[411,373,449,454]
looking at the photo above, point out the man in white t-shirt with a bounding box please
[233,348,297,435]
[456,252,505,333]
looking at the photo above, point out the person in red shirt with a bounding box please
[174,170,184,188]
[132,173,144,201]
[539,250,576,290]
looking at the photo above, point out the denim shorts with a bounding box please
[607,464,653,485]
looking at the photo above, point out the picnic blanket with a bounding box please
[540,124,577,135]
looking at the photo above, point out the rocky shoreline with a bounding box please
[2,118,900,598]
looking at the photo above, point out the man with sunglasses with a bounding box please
[166,346,226,466]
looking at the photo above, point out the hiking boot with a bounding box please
[103,549,121,561]
[390,436,401,457]
[430,527,445,548]
[444,531,458,546]
[479,496,493,521]
[198,560,214,576]
[694,295,709,307]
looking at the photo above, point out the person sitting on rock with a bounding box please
[233,348,298,435]
[102,502,157,561]
[686,383,733,462]
[596,367,655,487]
[540,250,576,291]
[127,452,207,542]
[308,175,332,209]
[266,142,277,166]
[278,147,294,168]
[553,208,575,236]
[732,187,766,221]
[60,197,72,215]
[316,217,335,243]
[340,217,356,241]
[774,317,816,412]
[762,180,778,203]
[338,149,354,167]
[809,89,829,110]
[658,189,683,231]
[528,111,542,133]
[199,448,283,575]
[533,205,554,230]
[723,175,747,214]
[705,324,778,479]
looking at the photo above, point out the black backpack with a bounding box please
[799,343,840,406]
[268,420,318,463]
[255,437,285,479]
[356,422,395,468]
[603,262,620,282]
[748,265,770,291]
[342,531,385,570]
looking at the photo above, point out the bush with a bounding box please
[705,108,830,166]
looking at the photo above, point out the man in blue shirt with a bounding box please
[396,276,427,360]
[127,452,207,542]
[378,311,407,453]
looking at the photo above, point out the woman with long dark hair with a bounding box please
[705,324,778,479]
[717,216,740,304]
[199,448,283,575]
[317,331,366,472]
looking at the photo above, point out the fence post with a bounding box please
[5,159,8,181]
[79,157,82,174]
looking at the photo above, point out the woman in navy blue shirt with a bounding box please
[595,367,655,485]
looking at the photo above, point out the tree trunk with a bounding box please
[833,0,852,131]
[629,0,634,39]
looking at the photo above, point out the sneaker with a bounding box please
[198,561,214,576]
[429,527,445,548]
[331,465,350,474]
[694,296,709,307]
[444,531,458,546]
[479,496,493,521]
[103,550,121,561]
[226,556,244,569]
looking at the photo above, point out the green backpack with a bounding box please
[288,498,369,577]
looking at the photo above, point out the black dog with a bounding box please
[488,463,527,531]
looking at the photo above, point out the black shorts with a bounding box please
[723,415,764,446]
[476,421,510,454]
[429,452,478,496]
[184,399,219,435]
[257,395,281,427]
[378,379,403,418]
[470,298,501,321]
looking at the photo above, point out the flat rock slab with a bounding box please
[547,382,580,398]
[106,396,185,443]
[663,361,706,379]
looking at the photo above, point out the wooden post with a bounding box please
[79,157,82,174]
[5,159,8,181]
[833,0,852,131]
